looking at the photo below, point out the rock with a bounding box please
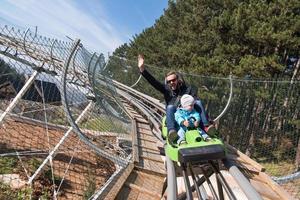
[0,174,27,189]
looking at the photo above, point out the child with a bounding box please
[175,94,211,144]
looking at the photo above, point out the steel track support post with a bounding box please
[181,163,193,200]
[199,184,208,200]
[28,39,82,185]
[27,101,93,184]
[216,177,224,200]
[178,170,210,200]
[201,166,219,200]
[210,161,236,200]
[166,155,177,200]
[189,165,203,200]
[0,70,39,125]
[213,162,225,200]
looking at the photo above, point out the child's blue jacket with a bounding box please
[175,108,200,127]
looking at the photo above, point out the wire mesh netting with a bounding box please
[0,25,132,199]
[0,22,300,199]
[106,55,300,198]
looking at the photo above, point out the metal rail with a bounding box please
[108,86,292,200]
[0,24,294,200]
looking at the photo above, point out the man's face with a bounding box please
[166,74,178,90]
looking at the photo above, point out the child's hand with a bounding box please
[183,120,189,127]
[194,121,199,127]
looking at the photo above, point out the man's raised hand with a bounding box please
[138,54,145,72]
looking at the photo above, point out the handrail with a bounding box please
[61,39,130,167]
[130,75,142,88]
[214,75,233,122]
[117,90,163,142]
[112,79,164,109]
[272,171,300,184]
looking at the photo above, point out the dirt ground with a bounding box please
[0,118,116,199]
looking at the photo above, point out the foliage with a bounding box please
[0,183,31,200]
[83,166,96,200]
[108,0,300,180]
[0,157,18,174]
[0,157,63,199]
[112,0,299,79]
[263,161,295,177]
[81,116,127,133]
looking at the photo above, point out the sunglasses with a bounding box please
[166,78,177,84]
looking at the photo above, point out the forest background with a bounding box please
[0,0,299,180]
[107,0,300,175]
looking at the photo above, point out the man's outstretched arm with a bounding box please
[138,54,166,94]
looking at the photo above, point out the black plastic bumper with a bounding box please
[178,144,226,163]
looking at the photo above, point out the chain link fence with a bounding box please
[106,55,300,199]
[0,25,132,199]
[1,23,299,199]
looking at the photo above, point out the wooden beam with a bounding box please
[125,182,161,199]
[226,143,265,172]
[132,119,139,163]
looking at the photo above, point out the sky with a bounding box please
[0,0,168,55]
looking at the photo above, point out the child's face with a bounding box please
[183,105,193,111]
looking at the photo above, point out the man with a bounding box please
[138,54,211,144]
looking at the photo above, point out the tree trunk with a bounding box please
[246,132,255,157]
[246,97,263,157]
[296,137,300,171]
[291,58,300,84]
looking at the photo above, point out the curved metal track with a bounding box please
[0,24,296,200]
[94,80,293,200]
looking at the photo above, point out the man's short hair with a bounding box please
[165,71,177,78]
